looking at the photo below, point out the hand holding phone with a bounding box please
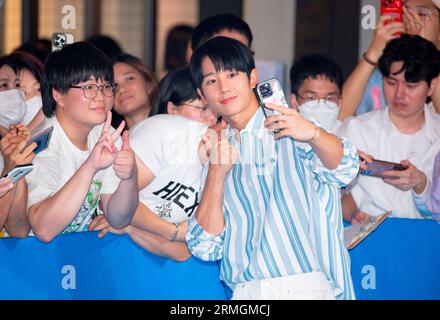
[381,0,403,30]
[360,158,408,178]
[0,164,33,183]
[25,126,54,155]
[51,32,75,52]
[254,78,289,118]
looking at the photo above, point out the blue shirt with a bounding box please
[357,69,386,115]
[186,108,359,299]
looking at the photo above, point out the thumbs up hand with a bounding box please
[113,130,137,180]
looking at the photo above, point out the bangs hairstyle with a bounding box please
[42,42,113,117]
[290,54,343,94]
[113,53,158,105]
[378,35,440,85]
[7,51,44,83]
[151,65,199,115]
[190,36,255,90]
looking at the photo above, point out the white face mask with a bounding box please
[0,89,26,128]
[23,95,42,125]
[298,99,341,131]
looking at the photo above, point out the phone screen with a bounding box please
[360,159,408,178]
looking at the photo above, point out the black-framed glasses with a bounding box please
[69,83,118,99]
[296,93,341,105]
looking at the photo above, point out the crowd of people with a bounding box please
[1,0,440,300]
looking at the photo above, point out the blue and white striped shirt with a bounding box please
[187,108,358,299]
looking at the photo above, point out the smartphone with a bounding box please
[51,32,75,52]
[360,158,408,178]
[381,0,403,26]
[254,78,289,118]
[1,164,33,183]
[26,126,54,154]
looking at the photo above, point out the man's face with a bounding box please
[291,76,341,109]
[383,61,436,119]
[198,57,257,119]
[56,77,114,128]
[404,0,440,47]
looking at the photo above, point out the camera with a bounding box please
[258,82,273,99]
[51,32,75,52]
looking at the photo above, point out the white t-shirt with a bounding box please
[337,106,440,218]
[0,154,4,176]
[129,115,208,224]
[26,116,121,234]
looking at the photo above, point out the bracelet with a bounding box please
[171,223,180,242]
[363,52,377,66]
[304,126,319,143]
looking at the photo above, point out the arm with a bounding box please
[4,179,31,238]
[341,192,372,224]
[100,131,138,229]
[88,215,191,262]
[340,16,404,120]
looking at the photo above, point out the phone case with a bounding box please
[51,32,75,52]
[26,126,54,154]
[254,78,289,117]
[2,165,33,183]
[381,0,403,24]
[360,159,408,178]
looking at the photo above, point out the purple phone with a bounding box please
[360,158,408,178]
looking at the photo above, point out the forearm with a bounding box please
[342,192,357,222]
[130,202,187,241]
[340,59,376,120]
[126,226,191,262]
[431,85,440,114]
[309,128,343,170]
[195,167,226,236]
[28,162,96,242]
[0,186,16,230]
[5,179,30,238]
[104,173,139,229]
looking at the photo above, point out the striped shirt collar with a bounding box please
[226,107,267,144]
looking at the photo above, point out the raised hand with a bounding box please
[1,126,36,173]
[113,130,136,180]
[87,111,125,173]
[263,103,319,142]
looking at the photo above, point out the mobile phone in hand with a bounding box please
[25,126,54,154]
[254,78,289,118]
[0,164,33,183]
[51,32,75,52]
[381,0,403,29]
[360,158,408,178]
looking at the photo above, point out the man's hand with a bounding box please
[358,150,374,171]
[86,112,125,173]
[113,131,136,180]
[403,6,426,39]
[365,15,405,63]
[263,103,320,142]
[88,214,127,238]
[382,160,427,194]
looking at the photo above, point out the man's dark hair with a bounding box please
[42,42,113,117]
[378,34,440,85]
[191,14,253,50]
[86,35,123,60]
[290,54,343,95]
[190,36,255,91]
[151,66,199,116]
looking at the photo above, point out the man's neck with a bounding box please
[55,110,92,151]
[388,108,426,135]
[224,96,260,132]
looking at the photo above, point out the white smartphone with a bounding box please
[51,32,75,52]
[1,164,33,183]
[254,78,289,118]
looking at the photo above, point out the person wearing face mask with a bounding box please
[341,0,440,119]
[290,54,343,132]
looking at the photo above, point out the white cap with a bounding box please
[433,0,440,9]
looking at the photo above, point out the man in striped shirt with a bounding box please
[187,37,359,300]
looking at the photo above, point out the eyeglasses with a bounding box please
[408,5,440,24]
[182,103,210,112]
[296,93,340,105]
[69,83,118,99]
